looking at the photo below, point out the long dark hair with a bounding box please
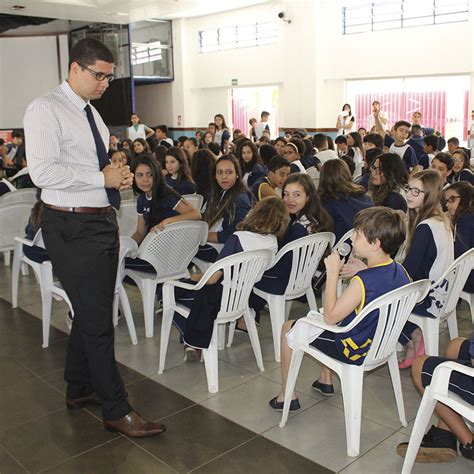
[165,146,194,184]
[348,132,365,158]
[214,114,228,131]
[191,149,216,198]
[283,174,333,234]
[369,153,408,206]
[318,159,366,201]
[446,181,474,225]
[204,154,247,229]
[132,154,181,228]
[235,139,261,173]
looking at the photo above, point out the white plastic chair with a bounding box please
[0,188,37,205]
[408,248,474,356]
[279,279,431,457]
[229,232,335,362]
[123,221,208,338]
[402,361,474,474]
[306,166,320,189]
[116,199,137,237]
[459,290,473,321]
[0,201,33,266]
[182,194,204,211]
[12,231,138,348]
[158,249,274,393]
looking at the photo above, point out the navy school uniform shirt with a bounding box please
[244,162,267,189]
[389,143,418,171]
[322,194,373,242]
[195,191,252,262]
[379,190,407,212]
[251,176,271,202]
[333,260,411,365]
[165,174,197,195]
[449,169,474,185]
[354,172,370,192]
[407,136,425,161]
[301,155,320,170]
[454,212,474,293]
[136,191,181,230]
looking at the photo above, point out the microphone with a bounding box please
[313,242,352,290]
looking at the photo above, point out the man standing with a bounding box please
[367,100,389,134]
[24,38,165,437]
[254,111,271,140]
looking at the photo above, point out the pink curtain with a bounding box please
[355,91,447,135]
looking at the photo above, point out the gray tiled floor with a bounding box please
[1,258,472,473]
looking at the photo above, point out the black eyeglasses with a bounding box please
[79,63,114,82]
[370,164,381,174]
[443,195,461,204]
[404,185,425,197]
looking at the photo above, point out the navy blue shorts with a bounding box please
[421,340,473,405]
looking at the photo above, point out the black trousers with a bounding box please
[42,207,131,420]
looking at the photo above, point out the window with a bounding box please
[198,21,277,53]
[343,0,469,34]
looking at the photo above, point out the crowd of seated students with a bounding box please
[6,107,474,464]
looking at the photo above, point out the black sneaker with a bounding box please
[312,380,335,396]
[459,441,474,460]
[396,425,458,462]
[269,396,301,412]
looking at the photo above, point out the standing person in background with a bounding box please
[249,118,257,142]
[336,104,355,136]
[254,111,271,140]
[213,114,230,154]
[367,100,389,135]
[23,38,166,438]
[469,110,474,152]
[127,112,154,141]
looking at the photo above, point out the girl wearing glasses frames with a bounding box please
[444,182,474,294]
[449,149,474,185]
[368,152,408,212]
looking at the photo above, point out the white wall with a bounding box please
[134,0,473,131]
[0,34,68,129]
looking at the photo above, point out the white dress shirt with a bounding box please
[23,81,109,208]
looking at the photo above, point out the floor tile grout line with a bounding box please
[187,433,261,473]
[0,406,70,435]
[36,437,123,474]
[0,442,30,474]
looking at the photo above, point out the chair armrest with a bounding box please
[15,236,33,247]
[298,312,348,333]
[120,236,138,258]
[430,361,474,398]
[163,279,200,291]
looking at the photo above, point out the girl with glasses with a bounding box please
[449,149,474,185]
[368,152,408,212]
[444,182,474,294]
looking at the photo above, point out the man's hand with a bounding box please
[103,164,133,190]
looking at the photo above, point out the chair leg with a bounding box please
[268,295,285,363]
[4,250,11,266]
[203,323,220,393]
[158,285,176,375]
[39,265,54,349]
[118,285,137,345]
[11,242,22,308]
[112,291,119,327]
[387,352,407,427]
[446,311,458,340]
[401,389,438,474]
[227,321,236,347]
[218,324,226,350]
[421,318,439,357]
[139,280,158,338]
[280,349,304,428]
[20,262,29,276]
[340,366,364,457]
[244,309,264,372]
[306,288,318,311]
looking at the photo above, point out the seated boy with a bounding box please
[269,207,410,410]
[419,134,439,169]
[431,152,454,187]
[252,155,290,201]
[396,334,473,462]
[335,135,348,157]
[389,120,418,172]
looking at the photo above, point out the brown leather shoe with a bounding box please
[104,411,166,437]
[66,393,102,410]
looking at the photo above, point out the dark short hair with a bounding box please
[363,133,383,149]
[335,135,347,145]
[447,137,459,146]
[313,133,328,150]
[365,147,383,166]
[354,207,406,255]
[432,152,454,170]
[12,131,23,139]
[423,134,439,151]
[411,124,423,135]
[261,111,270,118]
[156,125,169,135]
[340,154,355,175]
[208,142,220,155]
[185,137,198,147]
[394,120,411,130]
[274,136,286,146]
[267,155,291,173]
[69,38,115,69]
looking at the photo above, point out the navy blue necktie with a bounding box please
[84,104,120,209]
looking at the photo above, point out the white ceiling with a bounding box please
[0,0,273,24]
